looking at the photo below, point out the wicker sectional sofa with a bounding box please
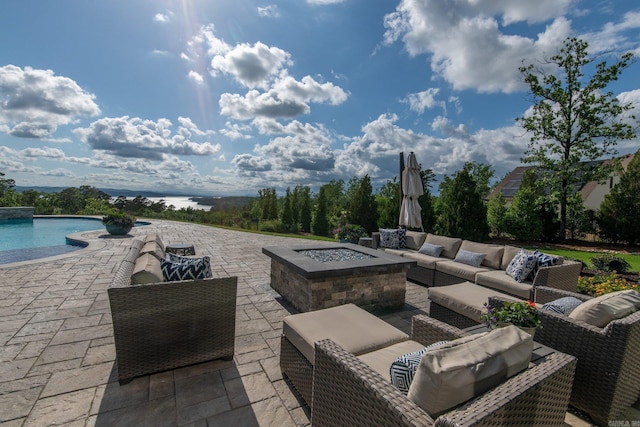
[372,231,582,300]
[108,235,238,384]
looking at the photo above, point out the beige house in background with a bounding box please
[489,153,634,212]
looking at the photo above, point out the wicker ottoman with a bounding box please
[280,303,408,406]
[428,281,521,329]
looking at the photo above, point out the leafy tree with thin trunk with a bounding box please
[376,177,400,228]
[597,151,640,245]
[504,186,543,241]
[518,37,636,240]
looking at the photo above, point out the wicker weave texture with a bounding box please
[312,316,576,427]
[280,334,314,407]
[533,286,640,426]
[109,277,237,383]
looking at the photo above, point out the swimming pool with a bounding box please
[0,216,145,264]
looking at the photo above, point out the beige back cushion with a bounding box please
[407,326,532,417]
[501,245,522,270]
[144,233,165,252]
[140,241,164,261]
[425,234,462,259]
[131,253,163,285]
[459,241,504,269]
[405,231,427,251]
[569,290,640,328]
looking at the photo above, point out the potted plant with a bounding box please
[333,224,367,244]
[102,212,136,235]
[481,300,541,337]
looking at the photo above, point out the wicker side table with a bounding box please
[165,243,196,256]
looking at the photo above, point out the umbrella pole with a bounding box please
[399,152,404,214]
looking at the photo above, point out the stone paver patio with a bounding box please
[0,219,637,426]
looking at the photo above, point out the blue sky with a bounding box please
[1,0,639,196]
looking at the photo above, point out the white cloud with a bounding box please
[382,0,576,94]
[74,116,221,160]
[153,13,171,23]
[219,72,348,120]
[188,71,204,85]
[257,5,280,18]
[220,122,252,140]
[0,65,100,138]
[210,41,292,89]
[405,88,445,114]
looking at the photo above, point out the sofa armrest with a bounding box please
[411,314,469,345]
[533,286,592,304]
[312,338,434,427]
[371,232,381,249]
[532,260,582,292]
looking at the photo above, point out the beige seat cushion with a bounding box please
[139,241,164,261]
[569,290,640,328]
[475,270,533,299]
[383,248,413,257]
[283,303,408,365]
[130,253,163,285]
[459,241,504,269]
[424,234,462,259]
[408,326,533,417]
[403,252,443,269]
[435,259,490,282]
[357,339,425,379]
[428,282,521,323]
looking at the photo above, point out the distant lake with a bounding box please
[147,196,213,211]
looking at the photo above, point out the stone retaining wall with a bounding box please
[0,207,34,220]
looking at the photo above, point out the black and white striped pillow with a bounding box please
[160,256,212,281]
[390,341,448,394]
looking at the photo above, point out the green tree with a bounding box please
[258,188,278,220]
[436,163,489,241]
[298,186,312,232]
[347,175,378,233]
[58,187,85,214]
[566,193,594,240]
[466,162,495,199]
[504,187,543,241]
[487,191,508,237]
[323,179,347,228]
[598,151,640,245]
[0,172,15,197]
[291,185,300,227]
[419,168,437,232]
[312,185,330,236]
[518,37,636,239]
[376,177,400,228]
[281,187,294,231]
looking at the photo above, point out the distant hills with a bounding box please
[14,186,255,210]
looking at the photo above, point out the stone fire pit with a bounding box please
[262,243,416,312]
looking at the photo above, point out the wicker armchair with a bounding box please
[534,286,640,426]
[108,240,238,384]
[311,315,576,427]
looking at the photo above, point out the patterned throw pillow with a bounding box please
[542,296,584,315]
[160,256,212,282]
[454,249,486,267]
[390,341,448,394]
[527,250,560,281]
[418,242,444,257]
[398,227,407,249]
[505,249,537,283]
[379,228,400,249]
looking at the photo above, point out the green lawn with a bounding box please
[527,247,640,273]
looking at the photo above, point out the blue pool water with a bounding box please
[0,217,146,264]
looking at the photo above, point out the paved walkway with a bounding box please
[0,219,635,426]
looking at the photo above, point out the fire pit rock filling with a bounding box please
[262,244,416,312]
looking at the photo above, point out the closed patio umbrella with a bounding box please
[399,152,424,230]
